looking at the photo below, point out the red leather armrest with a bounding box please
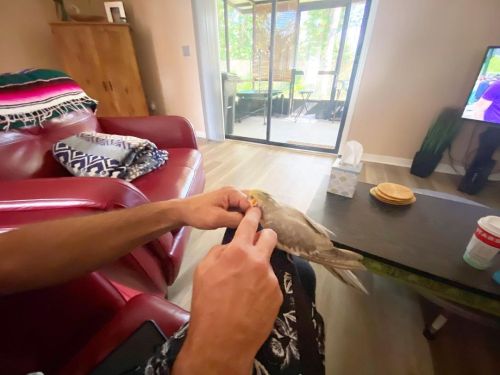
[58,294,189,375]
[0,177,175,292]
[0,272,127,375]
[0,177,150,212]
[98,116,198,150]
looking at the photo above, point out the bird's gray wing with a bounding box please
[280,204,334,239]
[288,207,364,264]
[302,211,335,238]
[263,205,364,264]
[261,206,327,254]
[263,205,368,292]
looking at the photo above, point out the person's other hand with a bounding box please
[179,186,251,230]
[172,208,282,375]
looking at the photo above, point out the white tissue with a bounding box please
[340,140,363,166]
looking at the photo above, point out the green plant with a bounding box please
[420,108,463,155]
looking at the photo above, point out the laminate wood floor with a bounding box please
[168,139,500,375]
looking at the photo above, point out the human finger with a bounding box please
[217,210,244,229]
[225,187,251,212]
[233,207,261,244]
[255,228,277,260]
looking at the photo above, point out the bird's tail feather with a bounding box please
[307,249,366,271]
[326,266,368,294]
[337,247,364,261]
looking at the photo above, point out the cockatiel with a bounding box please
[248,189,368,294]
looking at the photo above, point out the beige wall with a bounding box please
[64,0,107,17]
[66,0,206,133]
[0,0,60,73]
[0,0,205,133]
[346,0,500,160]
[121,0,206,134]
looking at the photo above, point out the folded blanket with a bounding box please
[0,69,97,131]
[53,132,168,181]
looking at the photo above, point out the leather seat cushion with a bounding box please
[132,148,203,202]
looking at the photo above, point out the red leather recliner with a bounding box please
[0,272,190,375]
[0,112,202,374]
[0,112,205,296]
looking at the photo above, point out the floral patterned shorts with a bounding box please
[144,229,325,375]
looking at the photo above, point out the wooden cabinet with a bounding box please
[50,22,148,117]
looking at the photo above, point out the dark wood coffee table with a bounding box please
[307,180,500,316]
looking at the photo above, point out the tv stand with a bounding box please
[458,126,500,194]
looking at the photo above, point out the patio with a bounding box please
[230,114,340,149]
[218,0,367,151]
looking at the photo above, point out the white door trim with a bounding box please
[192,0,379,145]
[337,0,379,155]
[191,0,225,141]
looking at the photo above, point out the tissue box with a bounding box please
[327,158,363,198]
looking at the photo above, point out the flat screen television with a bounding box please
[462,46,500,125]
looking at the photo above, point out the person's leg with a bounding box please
[293,255,316,303]
[223,228,317,303]
[143,228,325,375]
[221,226,236,245]
[222,228,324,375]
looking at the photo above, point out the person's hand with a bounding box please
[172,208,282,375]
[178,186,251,230]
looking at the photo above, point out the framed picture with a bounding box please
[104,1,127,23]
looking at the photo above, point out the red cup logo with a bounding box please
[475,226,500,249]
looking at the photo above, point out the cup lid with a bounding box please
[478,216,500,237]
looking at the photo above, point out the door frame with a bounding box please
[192,0,225,141]
[193,0,375,153]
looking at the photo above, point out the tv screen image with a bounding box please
[462,46,500,125]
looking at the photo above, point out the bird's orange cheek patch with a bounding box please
[249,198,258,207]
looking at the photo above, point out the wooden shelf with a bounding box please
[50,22,147,117]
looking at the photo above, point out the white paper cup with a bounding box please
[463,216,500,270]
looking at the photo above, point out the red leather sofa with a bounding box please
[0,112,204,374]
[0,272,190,375]
[0,112,205,297]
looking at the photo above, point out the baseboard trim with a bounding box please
[362,154,412,168]
[362,153,500,181]
[195,130,206,138]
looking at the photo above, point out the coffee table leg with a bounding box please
[423,310,449,340]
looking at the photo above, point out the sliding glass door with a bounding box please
[218,0,371,153]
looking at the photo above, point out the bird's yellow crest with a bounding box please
[247,189,272,207]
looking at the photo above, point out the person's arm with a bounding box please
[471,97,493,120]
[0,187,250,295]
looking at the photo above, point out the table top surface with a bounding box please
[307,180,500,299]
